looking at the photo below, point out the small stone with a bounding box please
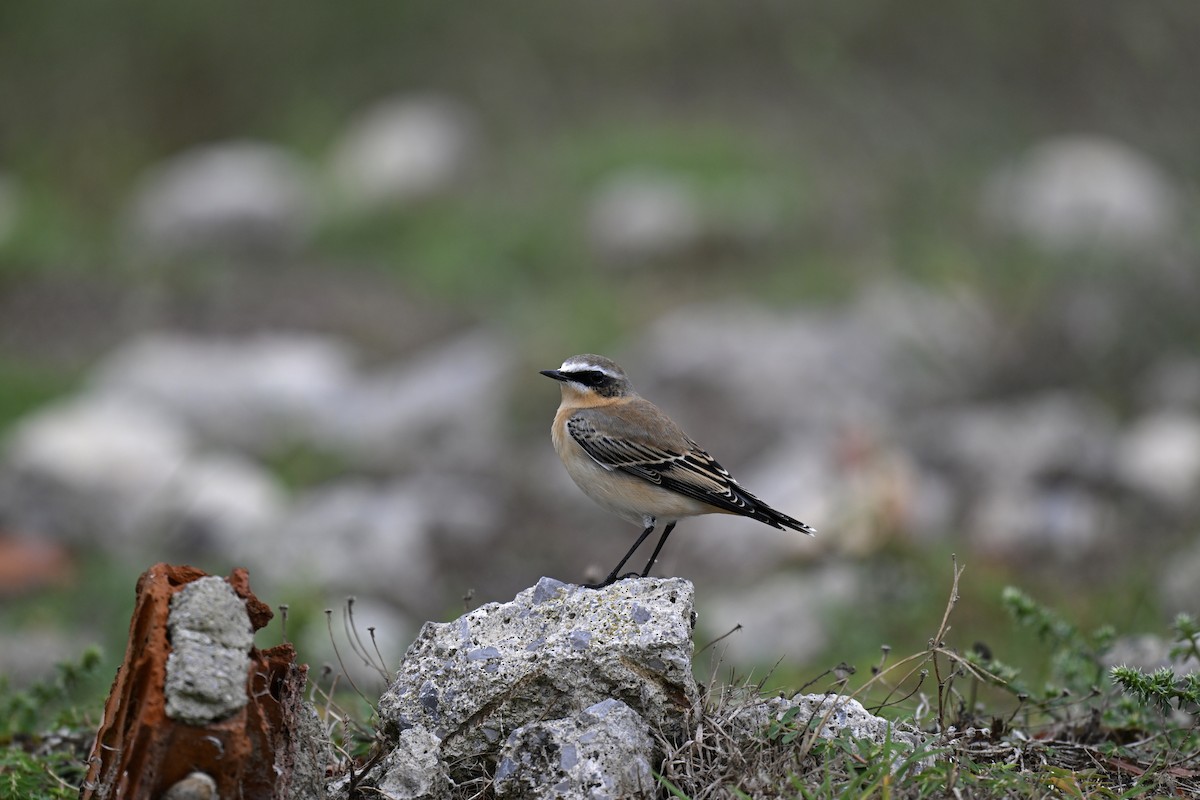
[161,771,218,800]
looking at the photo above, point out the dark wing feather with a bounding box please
[566,414,813,532]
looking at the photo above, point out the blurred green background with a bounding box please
[1,0,1198,713]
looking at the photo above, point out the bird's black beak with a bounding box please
[540,369,567,382]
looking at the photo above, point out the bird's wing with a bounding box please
[565,412,766,519]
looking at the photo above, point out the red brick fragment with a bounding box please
[81,563,313,800]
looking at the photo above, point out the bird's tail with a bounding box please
[740,492,816,536]
[762,506,817,536]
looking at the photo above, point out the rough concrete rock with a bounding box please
[378,577,699,776]
[165,577,254,724]
[786,694,924,751]
[374,728,448,800]
[494,698,656,800]
[725,693,926,772]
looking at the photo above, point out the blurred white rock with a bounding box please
[700,567,860,665]
[845,283,997,399]
[587,169,704,263]
[92,332,356,454]
[0,172,20,246]
[0,394,288,559]
[970,485,1113,562]
[1100,633,1200,674]
[262,480,440,610]
[980,135,1178,253]
[637,285,993,447]
[143,452,288,558]
[125,140,317,259]
[329,94,477,211]
[914,393,1116,489]
[4,395,191,506]
[1,395,191,546]
[312,330,513,471]
[1114,412,1200,508]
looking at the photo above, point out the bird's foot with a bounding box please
[582,571,646,589]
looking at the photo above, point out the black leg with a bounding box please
[639,521,677,577]
[585,523,656,589]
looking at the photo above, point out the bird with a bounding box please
[541,353,815,588]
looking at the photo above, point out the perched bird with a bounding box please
[542,354,815,587]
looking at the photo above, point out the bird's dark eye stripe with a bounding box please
[566,369,609,386]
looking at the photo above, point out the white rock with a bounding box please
[263,480,440,609]
[1,394,288,557]
[329,94,476,210]
[785,694,926,765]
[915,393,1116,489]
[980,135,1178,253]
[313,330,513,471]
[377,577,699,771]
[1115,412,1200,507]
[970,484,1113,562]
[125,140,317,259]
[92,332,356,453]
[587,169,703,263]
[495,699,655,800]
[375,728,447,800]
[700,567,860,666]
[146,453,288,557]
[164,577,253,724]
[4,394,191,507]
[637,285,993,441]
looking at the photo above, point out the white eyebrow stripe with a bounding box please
[559,358,619,377]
